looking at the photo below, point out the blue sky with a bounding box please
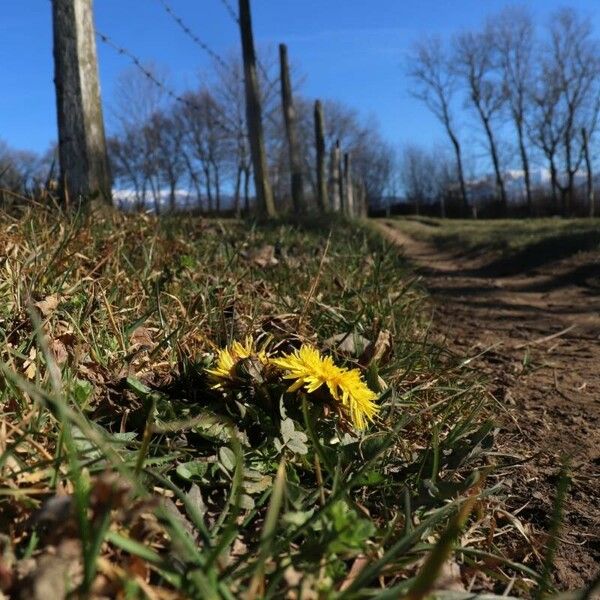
[1,1,599,156]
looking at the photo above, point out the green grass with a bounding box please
[0,205,548,598]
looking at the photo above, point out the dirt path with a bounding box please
[376,220,600,591]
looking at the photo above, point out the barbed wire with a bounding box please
[157,0,230,71]
[210,0,271,83]
[96,29,235,135]
[157,0,275,100]
[96,2,278,134]
[218,0,239,24]
[159,0,271,86]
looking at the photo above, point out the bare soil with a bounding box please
[376,219,600,591]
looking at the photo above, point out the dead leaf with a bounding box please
[283,564,303,588]
[325,333,370,356]
[433,560,466,592]
[130,326,154,350]
[90,471,132,512]
[127,555,149,581]
[248,245,278,268]
[0,535,15,592]
[23,348,37,380]
[16,539,82,600]
[224,537,248,567]
[339,555,369,591]
[78,361,109,385]
[186,484,207,518]
[34,295,59,317]
[360,329,393,366]
[50,339,68,366]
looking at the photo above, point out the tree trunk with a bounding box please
[582,127,594,218]
[549,157,559,213]
[447,128,469,217]
[203,166,213,213]
[279,44,304,214]
[516,120,532,216]
[480,113,507,213]
[213,163,221,214]
[52,0,111,203]
[243,166,251,214]
[238,0,276,217]
[149,179,160,214]
[564,124,575,217]
[314,100,328,212]
[169,181,176,212]
[192,174,203,212]
[182,152,202,211]
[233,164,242,218]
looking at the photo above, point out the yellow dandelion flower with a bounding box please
[271,345,379,429]
[206,336,266,388]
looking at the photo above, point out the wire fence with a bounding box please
[96,0,278,123]
[217,0,239,24]
[157,0,230,71]
[95,29,234,134]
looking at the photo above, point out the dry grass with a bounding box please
[0,204,562,598]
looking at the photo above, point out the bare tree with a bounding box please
[352,131,394,207]
[399,144,438,215]
[0,141,49,200]
[582,127,595,217]
[408,37,470,216]
[431,146,458,218]
[489,7,535,215]
[454,30,507,213]
[109,64,171,211]
[108,131,147,209]
[543,8,600,215]
[212,54,252,216]
[110,63,169,132]
[177,90,230,213]
[150,112,187,211]
[529,74,563,210]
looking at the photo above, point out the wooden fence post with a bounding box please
[329,140,341,212]
[314,100,328,212]
[357,180,368,217]
[279,43,304,214]
[238,0,276,217]
[52,0,111,203]
[343,152,354,217]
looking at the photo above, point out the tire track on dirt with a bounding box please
[376,219,600,591]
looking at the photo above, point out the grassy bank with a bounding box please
[386,216,600,273]
[0,206,543,598]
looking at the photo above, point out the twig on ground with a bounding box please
[514,325,576,350]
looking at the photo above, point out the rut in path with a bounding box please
[376,220,600,591]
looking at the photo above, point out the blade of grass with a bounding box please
[246,457,286,600]
[534,460,570,600]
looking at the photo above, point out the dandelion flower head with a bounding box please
[206,336,266,388]
[271,345,378,429]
